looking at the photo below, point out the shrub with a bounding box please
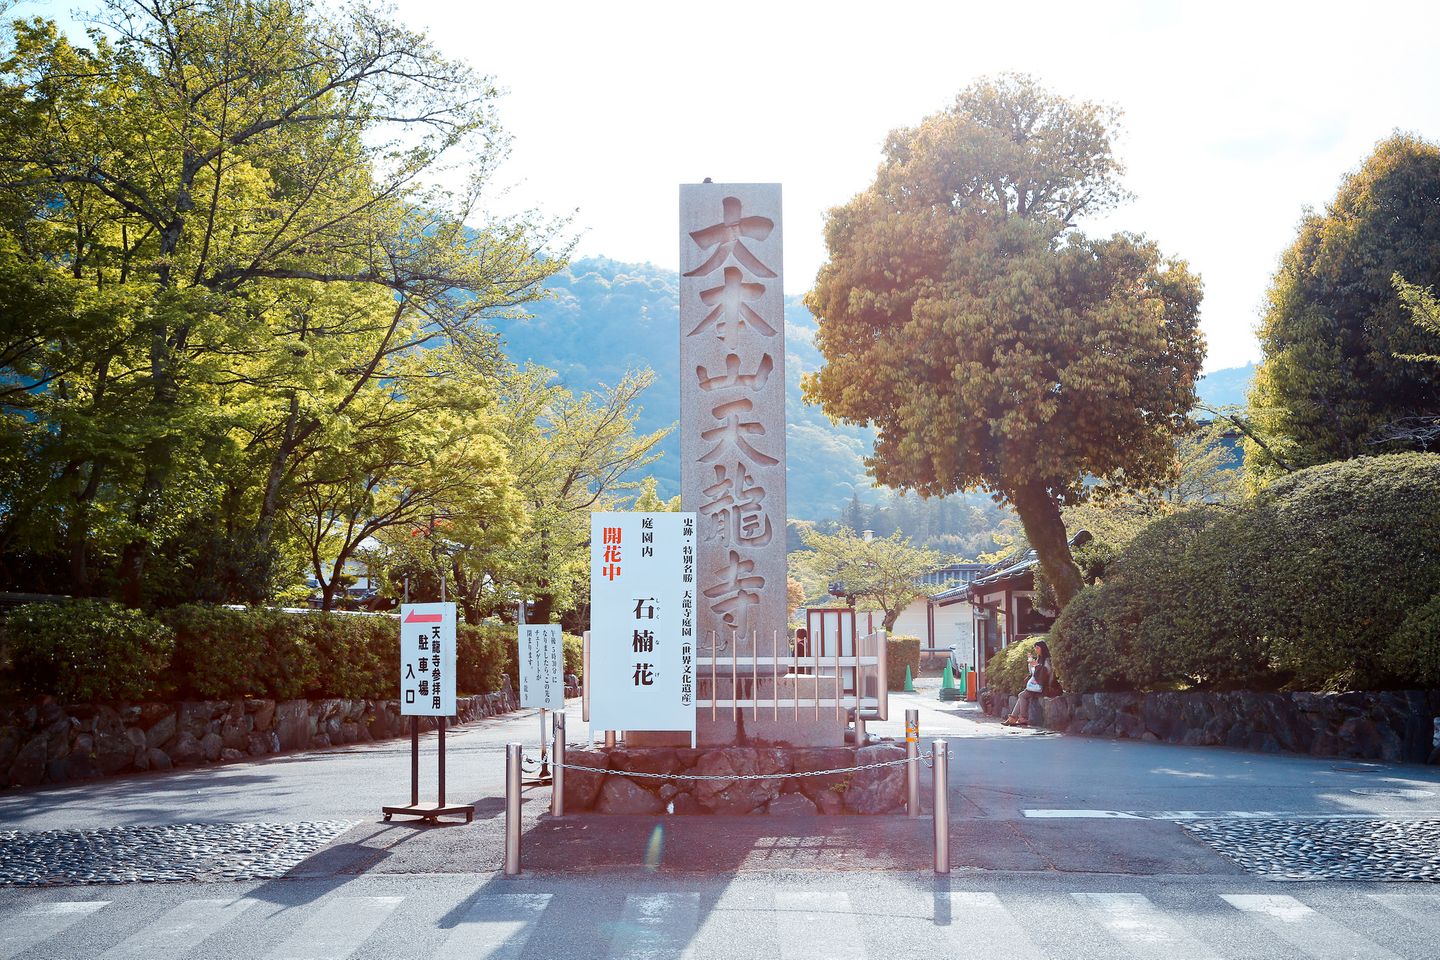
[563,633,584,679]
[0,601,175,702]
[1387,594,1440,688]
[166,605,320,700]
[1050,452,1440,693]
[886,634,920,690]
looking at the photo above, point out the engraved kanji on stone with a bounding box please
[683,196,777,278]
[696,353,774,392]
[699,397,779,466]
[688,267,777,344]
[700,462,773,546]
[702,549,765,628]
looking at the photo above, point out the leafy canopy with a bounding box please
[802,74,1204,609]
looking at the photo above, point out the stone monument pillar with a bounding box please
[679,182,787,663]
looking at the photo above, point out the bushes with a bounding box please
[2,602,521,704]
[1051,453,1440,693]
[0,601,175,702]
[886,634,920,690]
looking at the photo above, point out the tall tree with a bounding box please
[0,0,564,604]
[795,527,943,631]
[803,74,1203,609]
[1248,134,1440,481]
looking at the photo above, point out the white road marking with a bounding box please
[0,900,110,959]
[440,893,552,960]
[1025,809,1440,821]
[1073,892,1224,959]
[940,893,1042,958]
[264,895,402,960]
[102,898,256,959]
[1367,893,1440,934]
[1024,809,1146,818]
[1222,894,1402,960]
[607,892,699,959]
[775,892,865,960]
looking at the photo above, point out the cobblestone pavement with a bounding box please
[0,821,356,886]
[1183,818,1440,881]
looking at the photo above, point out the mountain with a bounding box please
[1195,362,1256,409]
[496,256,1260,521]
[496,257,878,521]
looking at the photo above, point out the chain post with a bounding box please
[905,708,920,817]
[551,711,566,817]
[505,742,522,875]
[932,739,949,874]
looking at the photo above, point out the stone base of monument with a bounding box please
[561,743,908,815]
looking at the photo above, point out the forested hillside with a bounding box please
[498,256,1255,528]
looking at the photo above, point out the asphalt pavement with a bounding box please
[3,688,1440,958]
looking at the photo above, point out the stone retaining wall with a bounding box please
[979,687,1440,764]
[562,743,910,815]
[0,690,517,789]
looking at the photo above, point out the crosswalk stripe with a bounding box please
[0,900,110,960]
[775,892,864,960]
[607,892,700,959]
[263,895,403,960]
[1073,892,1223,959]
[1367,894,1440,935]
[940,893,1043,958]
[101,898,257,960]
[439,893,552,960]
[1222,894,1402,960]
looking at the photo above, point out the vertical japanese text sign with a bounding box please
[400,603,456,717]
[589,512,697,736]
[518,624,564,710]
[679,183,786,657]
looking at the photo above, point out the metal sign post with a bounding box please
[383,602,472,824]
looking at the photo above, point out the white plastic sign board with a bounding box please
[589,512,697,738]
[400,602,456,717]
[519,624,564,709]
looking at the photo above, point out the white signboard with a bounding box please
[400,602,456,717]
[519,624,564,710]
[589,512,697,738]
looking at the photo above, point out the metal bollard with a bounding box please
[539,708,550,779]
[905,709,920,818]
[505,742,522,875]
[551,711,566,817]
[932,739,949,874]
[604,730,616,748]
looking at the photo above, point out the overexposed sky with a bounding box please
[36,0,1440,372]
[395,0,1440,372]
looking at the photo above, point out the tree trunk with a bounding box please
[1009,480,1083,611]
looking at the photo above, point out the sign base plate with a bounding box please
[381,802,474,824]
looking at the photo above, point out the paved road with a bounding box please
[3,871,1440,959]
[3,692,1440,957]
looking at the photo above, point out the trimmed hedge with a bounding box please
[1050,453,1440,693]
[886,634,920,690]
[1,602,545,703]
[0,600,176,703]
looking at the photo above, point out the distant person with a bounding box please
[794,627,810,674]
[1002,639,1056,728]
[948,644,963,677]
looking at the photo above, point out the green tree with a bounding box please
[0,0,564,604]
[795,527,943,631]
[803,74,1203,610]
[1248,134,1440,481]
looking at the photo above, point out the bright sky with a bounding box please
[388,0,1439,373]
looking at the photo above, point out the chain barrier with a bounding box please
[525,752,924,782]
